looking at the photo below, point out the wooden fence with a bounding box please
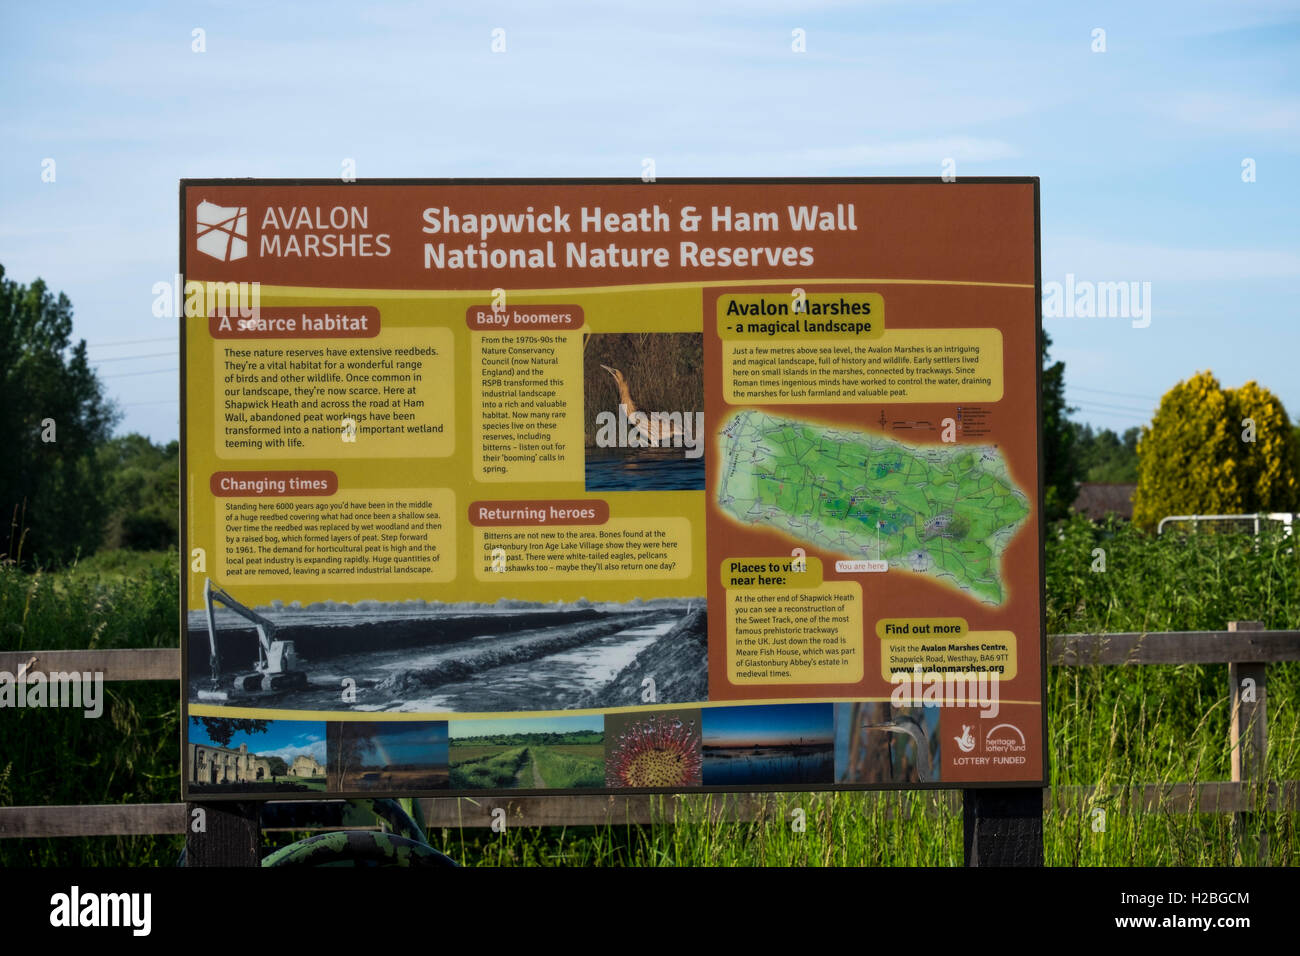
[2,621,1297,864]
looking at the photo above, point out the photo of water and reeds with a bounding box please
[701,703,834,786]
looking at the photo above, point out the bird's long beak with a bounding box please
[600,364,616,376]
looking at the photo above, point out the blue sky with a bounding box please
[343,720,448,766]
[703,703,834,745]
[189,718,326,763]
[1,1,1296,440]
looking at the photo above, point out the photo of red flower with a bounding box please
[605,711,703,788]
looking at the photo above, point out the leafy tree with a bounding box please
[332,722,383,782]
[1234,380,1300,513]
[1074,423,1140,483]
[0,265,118,564]
[1132,371,1299,530]
[98,434,179,550]
[1293,425,1300,482]
[266,756,289,778]
[189,716,270,748]
[1040,330,1078,520]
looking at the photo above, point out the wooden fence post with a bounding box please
[962,788,1043,866]
[184,802,261,866]
[1227,620,1268,864]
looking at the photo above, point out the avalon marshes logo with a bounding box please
[196,200,249,261]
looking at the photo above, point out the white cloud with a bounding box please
[259,737,327,764]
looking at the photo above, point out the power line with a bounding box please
[102,367,178,379]
[86,336,176,349]
[1071,407,1149,426]
[1071,416,1144,429]
[1071,399,1150,414]
[1071,408,1154,421]
[1069,399,1153,415]
[90,351,176,364]
[1068,385,1160,402]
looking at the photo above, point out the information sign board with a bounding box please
[180,178,1045,799]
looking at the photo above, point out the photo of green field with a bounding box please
[449,716,604,790]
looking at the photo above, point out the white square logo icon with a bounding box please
[195,200,248,261]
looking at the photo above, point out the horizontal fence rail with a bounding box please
[2,623,1297,841]
[0,647,178,681]
[4,783,1299,838]
[1048,630,1300,665]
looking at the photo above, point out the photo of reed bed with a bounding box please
[3,517,1300,865]
[582,333,704,447]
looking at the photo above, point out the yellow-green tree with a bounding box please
[1132,371,1299,529]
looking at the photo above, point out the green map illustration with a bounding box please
[717,410,1031,605]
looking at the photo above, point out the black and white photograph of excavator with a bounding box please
[187,578,708,714]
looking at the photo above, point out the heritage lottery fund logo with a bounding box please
[886,667,1030,769]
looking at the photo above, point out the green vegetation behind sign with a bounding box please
[1133,371,1299,530]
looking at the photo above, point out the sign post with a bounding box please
[180,178,1046,863]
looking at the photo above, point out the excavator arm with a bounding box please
[203,578,304,694]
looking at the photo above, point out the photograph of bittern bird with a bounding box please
[599,364,686,447]
[583,332,705,491]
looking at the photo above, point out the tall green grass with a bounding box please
[1042,517,1300,866]
[433,791,963,866]
[2,517,1298,866]
[0,550,182,866]
[1047,515,1300,633]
